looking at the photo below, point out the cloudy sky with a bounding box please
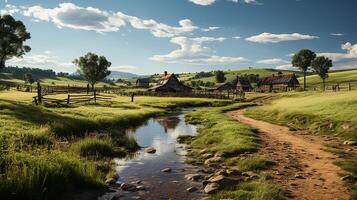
[1,0,357,74]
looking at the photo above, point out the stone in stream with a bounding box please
[145,147,156,154]
[136,185,146,190]
[185,174,204,181]
[105,178,117,185]
[204,183,220,194]
[208,174,242,186]
[161,168,172,172]
[186,187,198,192]
[120,183,137,191]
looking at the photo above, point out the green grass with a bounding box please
[0,91,230,199]
[185,103,283,199]
[245,91,357,141]
[301,69,357,89]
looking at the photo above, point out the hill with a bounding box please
[302,69,357,88]
[107,71,139,80]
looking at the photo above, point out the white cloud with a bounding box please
[7,51,74,72]
[275,64,296,71]
[150,36,249,64]
[201,26,220,32]
[232,36,241,40]
[318,42,357,62]
[246,32,319,43]
[189,0,262,6]
[330,33,344,36]
[21,3,198,37]
[0,4,19,15]
[257,58,290,65]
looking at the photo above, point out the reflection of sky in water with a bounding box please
[114,111,198,182]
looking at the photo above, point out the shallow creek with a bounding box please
[101,108,206,200]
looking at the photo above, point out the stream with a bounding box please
[101,108,206,200]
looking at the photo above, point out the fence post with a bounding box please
[349,83,351,91]
[67,94,70,104]
[94,90,97,103]
[67,84,70,94]
[37,82,42,104]
[86,84,89,94]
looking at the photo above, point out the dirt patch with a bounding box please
[227,109,350,200]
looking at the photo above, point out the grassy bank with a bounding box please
[0,91,229,200]
[184,103,285,200]
[245,91,357,141]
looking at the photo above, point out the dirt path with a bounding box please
[227,109,350,200]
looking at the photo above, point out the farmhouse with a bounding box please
[149,71,192,93]
[208,82,235,92]
[136,78,150,87]
[233,76,253,92]
[257,73,300,92]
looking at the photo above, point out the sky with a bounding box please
[1,0,357,75]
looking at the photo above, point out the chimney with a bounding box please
[164,71,168,76]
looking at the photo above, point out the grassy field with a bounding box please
[245,91,357,141]
[0,90,229,200]
[301,69,357,89]
[183,103,285,200]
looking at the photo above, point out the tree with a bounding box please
[0,15,31,69]
[73,53,111,89]
[292,49,316,90]
[215,70,226,83]
[24,73,34,92]
[311,56,332,91]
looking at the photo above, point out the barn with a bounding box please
[234,76,253,92]
[149,72,192,93]
[208,82,235,92]
[136,78,150,87]
[257,73,300,92]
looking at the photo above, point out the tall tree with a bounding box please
[0,15,31,69]
[215,70,226,83]
[24,73,34,92]
[73,53,111,89]
[311,56,332,91]
[292,49,316,90]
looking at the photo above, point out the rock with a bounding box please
[294,174,305,179]
[186,187,198,192]
[208,175,242,186]
[145,147,156,154]
[161,168,172,172]
[290,182,298,186]
[201,153,214,159]
[105,178,117,185]
[214,152,224,158]
[120,183,137,191]
[135,180,142,184]
[136,185,146,190]
[341,175,354,181]
[204,157,222,165]
[242,171,258,179]
[341,123,351,130]
[185,174,203,181]
[204,183,220,194]
[110,193,123,200]
[225,169,241,176]
[199,149,209,154]
[343,140,357,146]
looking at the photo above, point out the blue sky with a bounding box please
[1,0,357,75]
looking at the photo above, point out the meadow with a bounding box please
[0,90,230,200]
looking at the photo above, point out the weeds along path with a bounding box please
[227,109,349,200]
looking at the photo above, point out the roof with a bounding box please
[209,82,234,90]
[149,73,192,91]
[260,74,299,85]
[234,77,252,87]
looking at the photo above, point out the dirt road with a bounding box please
[227,109,350,200]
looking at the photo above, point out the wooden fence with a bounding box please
[33,82,113,105]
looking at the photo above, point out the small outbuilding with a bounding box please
[136,78,150,87]
[233,76,253,92]
[208,82,235,92]
[257,73,300,92]
[149,71,192,93]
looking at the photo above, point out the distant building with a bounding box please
[233,76,253,92]
[257,73,300,92]
[136,78,150,87]
[149,71,192,93]
[208,82,235,92]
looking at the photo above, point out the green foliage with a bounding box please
[215,70,226,83]
[23,73,34,85]
[177,135,195,144]
[73,52,111,88]
[292,49,317,90]
[235,157,275,172]
[0,15,31,69]
[311,56,333,90]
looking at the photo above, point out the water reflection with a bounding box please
[112,109,203,199]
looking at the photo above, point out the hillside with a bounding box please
[107,71,139,80]
[302,69,357,88]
